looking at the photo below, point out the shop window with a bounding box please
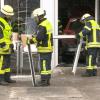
[4,0,40,35]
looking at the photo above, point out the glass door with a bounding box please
[58,0,95,66]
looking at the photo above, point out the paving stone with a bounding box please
[0,67,100,100]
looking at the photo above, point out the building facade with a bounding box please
[0,0,100,68]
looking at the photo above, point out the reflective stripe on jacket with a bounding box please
[79,20,100,48]
[33,19,53,53]
[0,17,12,54]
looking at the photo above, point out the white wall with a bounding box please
[40,0,58,69]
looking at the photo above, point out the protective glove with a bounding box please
[26,37,34,45]
[79,32,83,39]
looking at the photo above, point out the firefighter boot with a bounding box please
[93,69,97,76]
[41,79,50,86]
[38,79,49,86]
[47,79,50,86]
[0,75,9,86]
[81,69,93,77]
[4,72,16,83]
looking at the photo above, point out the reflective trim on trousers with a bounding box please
[0,55,5,74]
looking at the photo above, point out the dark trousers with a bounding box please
[40,53,52,80]
[0,54,11,75]
[86,48,99,69]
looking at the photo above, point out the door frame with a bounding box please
[40,0,100,69]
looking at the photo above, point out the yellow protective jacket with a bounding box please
[0,17,12,54]
[32,18,53,53]
[79,19,100,48]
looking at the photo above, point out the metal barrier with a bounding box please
[11,41,40,75]
[20,51,40,75]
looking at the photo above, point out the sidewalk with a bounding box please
[0,67,100,100]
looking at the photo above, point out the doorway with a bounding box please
[58,0,95,65]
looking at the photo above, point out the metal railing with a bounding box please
[11,41,40,75]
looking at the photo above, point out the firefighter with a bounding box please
[30,8,53,86]
[77,13,100,77]
[0,5,16,85]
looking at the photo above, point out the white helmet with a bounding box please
[31,8,45,18]
[81,13,91,21]
[1,5,14,16]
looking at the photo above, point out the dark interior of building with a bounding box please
[58,0,95,28]
[58,0,95,65]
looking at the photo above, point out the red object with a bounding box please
[61,18,84,52]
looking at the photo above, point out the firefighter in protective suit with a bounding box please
[77,13,100,77]
[0,5,16,85]
[30,8,53,86]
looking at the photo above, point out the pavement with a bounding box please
[1,67,100,100]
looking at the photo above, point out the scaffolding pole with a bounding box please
[95,0,100,23]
